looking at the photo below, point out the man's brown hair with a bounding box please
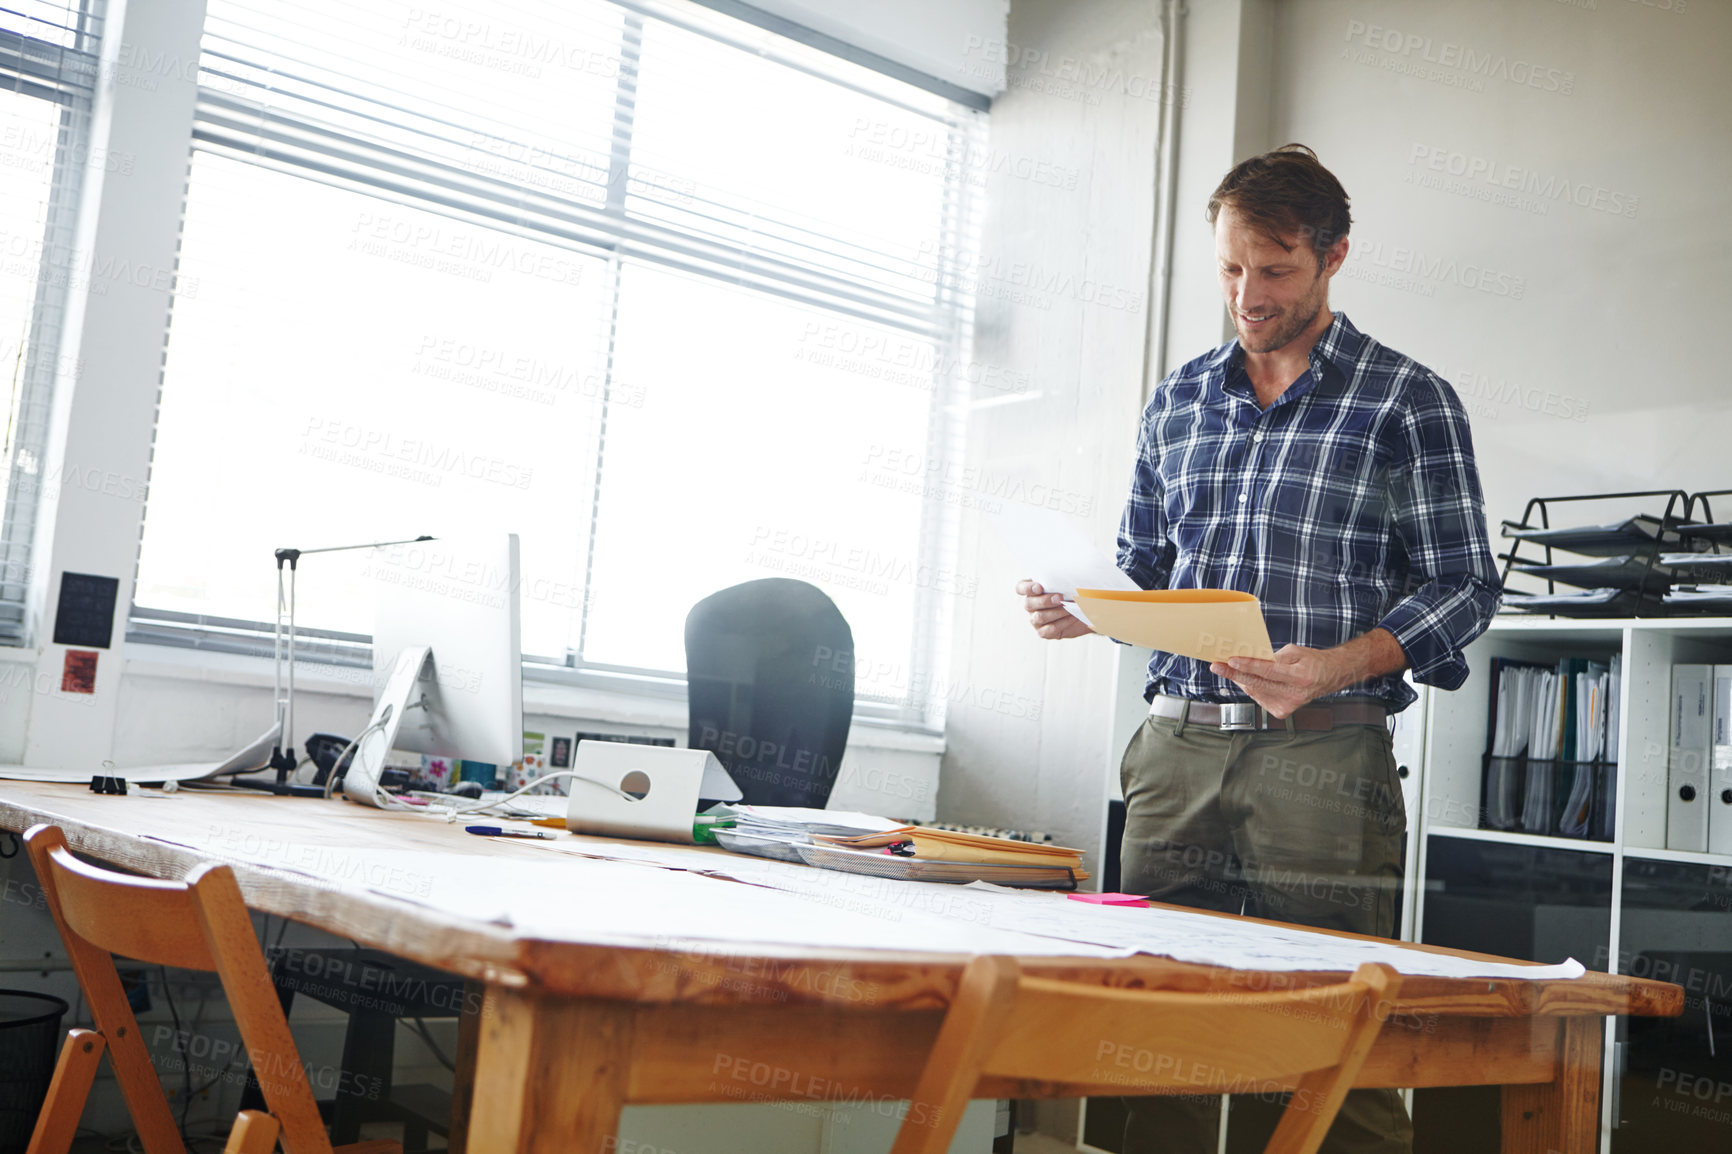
[1206,144,1352,270]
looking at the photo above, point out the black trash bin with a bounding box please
[0,990,69,1154]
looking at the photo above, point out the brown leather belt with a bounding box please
[1148,694,1387,732]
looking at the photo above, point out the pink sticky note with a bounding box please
[1067,892,1150,907]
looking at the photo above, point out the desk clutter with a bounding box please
[1480,655,1619,841]
[711,806,1090,889]
[1499,487,1732,617]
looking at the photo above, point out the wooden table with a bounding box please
[0,782,1681,1154]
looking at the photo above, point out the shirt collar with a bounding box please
[1214,311,1363,400]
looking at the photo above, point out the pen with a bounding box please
[465,825,555,840]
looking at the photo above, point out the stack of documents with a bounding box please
[1503,514,1680,556]
[1497,512,1732,617]
[710,805,903,863]
[1482,654,1618,840]
[800,826,1090,889]
[1500,587,1655,617]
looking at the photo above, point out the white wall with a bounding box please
[939,0,1171,869]
[1265,0,1732,533]
[743,0,1010,96]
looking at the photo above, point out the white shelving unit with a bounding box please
[1411,614,1732,1154]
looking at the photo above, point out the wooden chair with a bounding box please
[891,957,1403,1154]
[22,823,400,1154]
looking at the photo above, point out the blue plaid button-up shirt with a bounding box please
[1117,312,1501,712]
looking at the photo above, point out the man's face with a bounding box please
[1214,204,1346,355]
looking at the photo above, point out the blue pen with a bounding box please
[465,825,554,840]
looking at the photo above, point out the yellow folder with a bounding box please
[1074,588,1275,662]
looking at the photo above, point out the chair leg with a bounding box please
[222,1110,281,1154]
[889,958,1022,1154]
[25,1028,106,1154]
[1264,965,1400,1154]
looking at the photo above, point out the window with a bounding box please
[0,0,104,645]
[132,0,984,726]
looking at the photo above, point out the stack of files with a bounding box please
[1482,657,1545,831]
[1501,587,1659,617]
[709,805,904,864]
[1559,658,1612,839]
[1502,514,1680,556]
[1659,552,1732,581]
[1662,585,1732,613]
[1678,522,1732,548]
[1482,655,1618,840]
[801,826,1090,889]
[1509,555,1673,590]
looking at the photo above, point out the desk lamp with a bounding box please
[266,535,435,788]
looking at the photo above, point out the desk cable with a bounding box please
[434,771,640,821]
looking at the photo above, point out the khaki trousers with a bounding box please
[1117,709,1413,1154]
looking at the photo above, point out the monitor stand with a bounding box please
[342,644,432,807]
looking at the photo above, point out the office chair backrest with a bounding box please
[892,956,1402,1154]
[24,824,336,1154]
[685,578,853,808]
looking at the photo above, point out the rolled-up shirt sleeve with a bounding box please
[1376,375,1502,689]
[1117,406,1176,591]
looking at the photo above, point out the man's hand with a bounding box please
[1208,629,1406,718]
[1017,579,1095,640]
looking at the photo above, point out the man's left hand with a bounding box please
[1209,629,1407,718]
[1209,645,1336,719]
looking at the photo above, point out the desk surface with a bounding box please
[0,780,1685,1154]
[0,780,1679,1021]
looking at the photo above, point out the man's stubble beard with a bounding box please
[1235,272,1329,355]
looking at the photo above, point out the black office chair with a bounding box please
[685,578,854,808]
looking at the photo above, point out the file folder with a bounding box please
[1074,588,1274,662]
[1667,664,1712,852]
[1710,665,1732,855]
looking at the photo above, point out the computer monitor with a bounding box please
[343,534,523,806]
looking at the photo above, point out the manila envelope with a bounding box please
[1074,588,1275,662]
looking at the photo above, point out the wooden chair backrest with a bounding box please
[24,824,335,1154]
[889,956,1401,1154]
[29,828,219,971]
[987,963,1399,1091]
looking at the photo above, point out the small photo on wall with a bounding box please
[551,736,572,768]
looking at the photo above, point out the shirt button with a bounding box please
[1238,493,1248,503]
[1253,431,1265,442]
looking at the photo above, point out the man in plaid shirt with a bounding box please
[1019,145,1500,1154]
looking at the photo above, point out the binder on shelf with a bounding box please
[1667,664,1712,853]
[1710,665,1732,855]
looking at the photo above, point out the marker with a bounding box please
[465,825,555,840]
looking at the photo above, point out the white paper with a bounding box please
[153,823,1583,980]
[0,721,280,784]
[989,502,1137,600]
[526,838,1585,981]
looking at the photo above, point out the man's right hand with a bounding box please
[1017,579,1095,640]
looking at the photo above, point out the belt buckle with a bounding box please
[1218,703,1260,732]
